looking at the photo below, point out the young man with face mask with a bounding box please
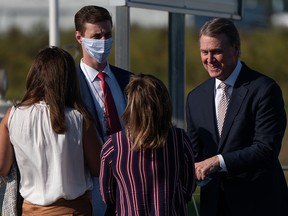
[74,5,133,216]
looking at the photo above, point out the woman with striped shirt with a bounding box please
[99,74,196,215]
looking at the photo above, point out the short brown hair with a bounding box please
[74,5,112,36]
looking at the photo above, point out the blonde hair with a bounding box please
[122,74,172,150]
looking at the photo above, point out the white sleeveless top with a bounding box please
[8,101,93,205]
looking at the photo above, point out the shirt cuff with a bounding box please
[217,154,227,172]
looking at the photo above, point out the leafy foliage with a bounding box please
[0,24,287,170]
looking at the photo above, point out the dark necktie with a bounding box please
[97,71,122,135]
[217,82,230,137]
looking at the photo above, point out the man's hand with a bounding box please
[195,156,221,181]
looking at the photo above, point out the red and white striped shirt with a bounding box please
[100,126,196,216]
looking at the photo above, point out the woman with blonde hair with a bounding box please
[100,74,196,216]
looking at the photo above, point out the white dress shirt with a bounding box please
[80,60,126,141]
[215,60,242,171]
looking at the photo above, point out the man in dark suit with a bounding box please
[186,18,288,216]
[74,5,132,216]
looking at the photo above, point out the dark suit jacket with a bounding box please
[78,64,132,216]
[186,62,288,216]
[78,64,132,142]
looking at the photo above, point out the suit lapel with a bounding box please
[109,64,131,104]
[204,79,220,143]
[110,65,130,92]
[78,66,98,118]
[78,65,105,140]
[218,66,249,150]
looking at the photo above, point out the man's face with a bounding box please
[75,20,112,65]
[199,33,239,81]
[75,20,112,44]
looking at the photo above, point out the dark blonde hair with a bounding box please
[17,46,93,134]
[122,74,172,150]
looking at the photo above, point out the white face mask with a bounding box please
[81,37,113,63]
